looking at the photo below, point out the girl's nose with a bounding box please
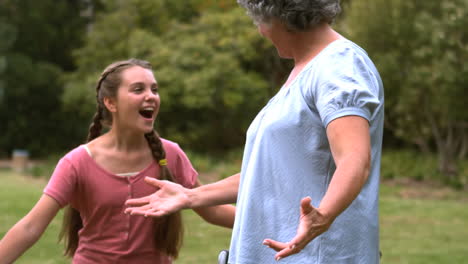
[145,89,157,101]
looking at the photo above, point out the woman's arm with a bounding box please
[187,173,240,207]
[264,115,372,260]
[317,115,371,220]
[191,179,236,228]
[125,173,240,218]
[0,194,61,263]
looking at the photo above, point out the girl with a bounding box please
[0,59,235,263]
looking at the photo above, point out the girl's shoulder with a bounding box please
[160,138,185,154]
[60,144,89,166]
[160,138,197,188]
[160,138,193,167]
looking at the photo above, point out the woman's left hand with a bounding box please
[262,197,332,261]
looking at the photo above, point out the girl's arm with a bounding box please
[0,194,61,263]
[192,179,236,228]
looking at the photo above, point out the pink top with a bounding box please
[44,139,197,264]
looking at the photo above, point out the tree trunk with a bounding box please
[428,113,459,181]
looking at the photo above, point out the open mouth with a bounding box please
[139,108,154,119]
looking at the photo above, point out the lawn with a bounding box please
[0,169,467,263]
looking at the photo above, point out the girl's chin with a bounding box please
[132,124,154,134]
[142,125,154,132]
[141,120,155,130]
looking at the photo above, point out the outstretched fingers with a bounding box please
[300,196,313,214]
[125,177,164,206]
[125,196,151,207]
[263,196,329,261]
[125,205,167,217]
[124,177,190,218]
[124,204,151,215]
[264,236,306,261]
[263,239,299,261]
[144,176,165,187]
[263,239,288,251]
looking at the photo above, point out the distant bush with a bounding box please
[185,148,243,181]
[24,148,467,189]
[27,154,62,179]
[381,149,467,189]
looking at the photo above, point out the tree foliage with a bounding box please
[344,0,468,180]
[1,0,466,187]
[63,2,290,152]
[0,0,92,157]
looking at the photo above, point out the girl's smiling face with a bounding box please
[106,66,160,134]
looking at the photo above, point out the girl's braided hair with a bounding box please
[59,59,183,259]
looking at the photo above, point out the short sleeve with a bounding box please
[164,140,198,188]
[43,157,77,208]
[314,48,381,127]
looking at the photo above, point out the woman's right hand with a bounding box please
[124,177,191,217]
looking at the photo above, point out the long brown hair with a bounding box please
[59,59,183,258]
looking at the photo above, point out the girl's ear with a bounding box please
[103,97,117,113]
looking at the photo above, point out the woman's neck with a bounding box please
[281,24,342,88]
[291,23,342,67]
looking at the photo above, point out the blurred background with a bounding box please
[0,0,467,263]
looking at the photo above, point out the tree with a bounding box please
[61,0,206,120]
[63,2,291,152]
[0,0,93,157]
[344,0,468,182]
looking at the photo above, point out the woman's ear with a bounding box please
[103,97,117,113]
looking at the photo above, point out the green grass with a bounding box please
[175,211,231,263]
[0,170,231,264]
[1,169,467,263]
[0,171,67,264]
[379,185,468,263]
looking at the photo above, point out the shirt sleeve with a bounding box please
[43,157,78,208]
[165,142,198,189]
[313,46,381,127]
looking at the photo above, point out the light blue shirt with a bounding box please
[229,39,384,264]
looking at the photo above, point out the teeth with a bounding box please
[142,107,154,111]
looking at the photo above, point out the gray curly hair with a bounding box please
[237,0,341,32]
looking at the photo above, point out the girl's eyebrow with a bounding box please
[129,81,158,87]
[129,82,144,87]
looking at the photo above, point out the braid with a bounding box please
[86,60,132,142]
[144,130,176,182]
[87,106,103,142]
[144,130,165,161]
[145,130,183,258]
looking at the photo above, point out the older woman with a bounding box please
[126,0,384,263]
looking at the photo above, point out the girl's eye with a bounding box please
[152,87,159,93]
[134,86,143,92]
